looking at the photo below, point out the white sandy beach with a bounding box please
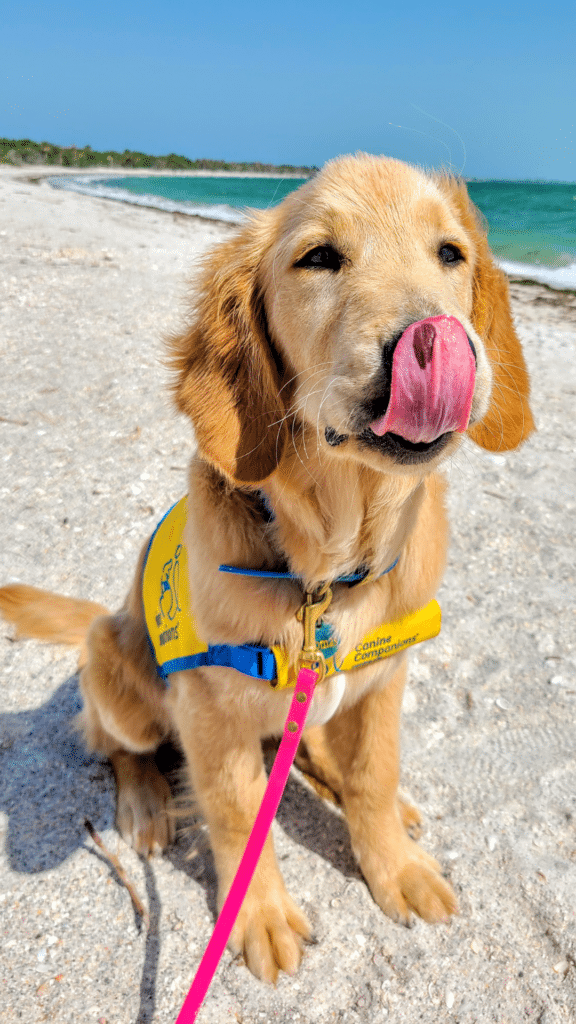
[1,165,575,1024]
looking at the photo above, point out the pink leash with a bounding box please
[175,665,319,1023]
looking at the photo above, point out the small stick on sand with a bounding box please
[84,818,150,929]
[0,415,29,426]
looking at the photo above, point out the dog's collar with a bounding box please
[217,558,399,586]
[221,489,400,587]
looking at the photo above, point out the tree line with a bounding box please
[0,138,315,175]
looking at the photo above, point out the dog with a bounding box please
[0,153,533,983]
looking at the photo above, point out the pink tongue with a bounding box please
[369,316,476,444]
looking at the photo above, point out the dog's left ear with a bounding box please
[445,180,535,451]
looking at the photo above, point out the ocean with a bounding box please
[50,173,576,292]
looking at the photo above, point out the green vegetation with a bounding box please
[0,138,315,175]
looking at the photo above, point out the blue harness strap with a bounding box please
[156,644,277,682]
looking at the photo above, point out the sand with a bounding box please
[1,165,575,1024]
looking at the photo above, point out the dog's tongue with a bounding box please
[369,316,476,444]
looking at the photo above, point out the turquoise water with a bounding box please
[51,173,576,290]
[101,174,308,211]
[466,180,576,288]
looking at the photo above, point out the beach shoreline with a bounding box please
[7,164,310,181]
[5,164,574,293]
[1,165,575,1024]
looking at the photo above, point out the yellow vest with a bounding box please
[142,497,441,689]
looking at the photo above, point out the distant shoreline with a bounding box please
[17,166,309,181]
[0,138,314,178]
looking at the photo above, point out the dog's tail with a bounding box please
[0,584,108,656]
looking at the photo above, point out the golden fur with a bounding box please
[0,154,533,982]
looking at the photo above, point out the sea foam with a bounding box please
[49,175,246,224]
[498,259,576,292]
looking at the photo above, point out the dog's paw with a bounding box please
[360,836,458,927]
[228,886,311,983]
[112,752,175,856]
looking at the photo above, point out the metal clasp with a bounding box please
[296,585,333,682]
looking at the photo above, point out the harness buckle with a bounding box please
[296,585,333,683]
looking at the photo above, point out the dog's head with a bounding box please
[170,154,534,484]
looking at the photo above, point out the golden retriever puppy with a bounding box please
[0,154,533,983]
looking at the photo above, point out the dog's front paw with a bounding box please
[111,752,175,856]
[359,835,458,927]
[228,884,311,983]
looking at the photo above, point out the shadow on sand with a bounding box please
[1,672,364,1021]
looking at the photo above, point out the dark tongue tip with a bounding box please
[413,322,436,370]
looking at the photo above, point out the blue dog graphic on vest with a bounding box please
[159,544,182,623]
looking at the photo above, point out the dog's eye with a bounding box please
[438,243,465,265]
[294,245,343,271]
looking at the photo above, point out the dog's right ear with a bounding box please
[441,177,534,452]
[168,215,287,484]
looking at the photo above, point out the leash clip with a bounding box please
[296,585,332,683]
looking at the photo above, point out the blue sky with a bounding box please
[3,0,575,180]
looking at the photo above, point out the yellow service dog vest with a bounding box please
[142,497,441,689]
